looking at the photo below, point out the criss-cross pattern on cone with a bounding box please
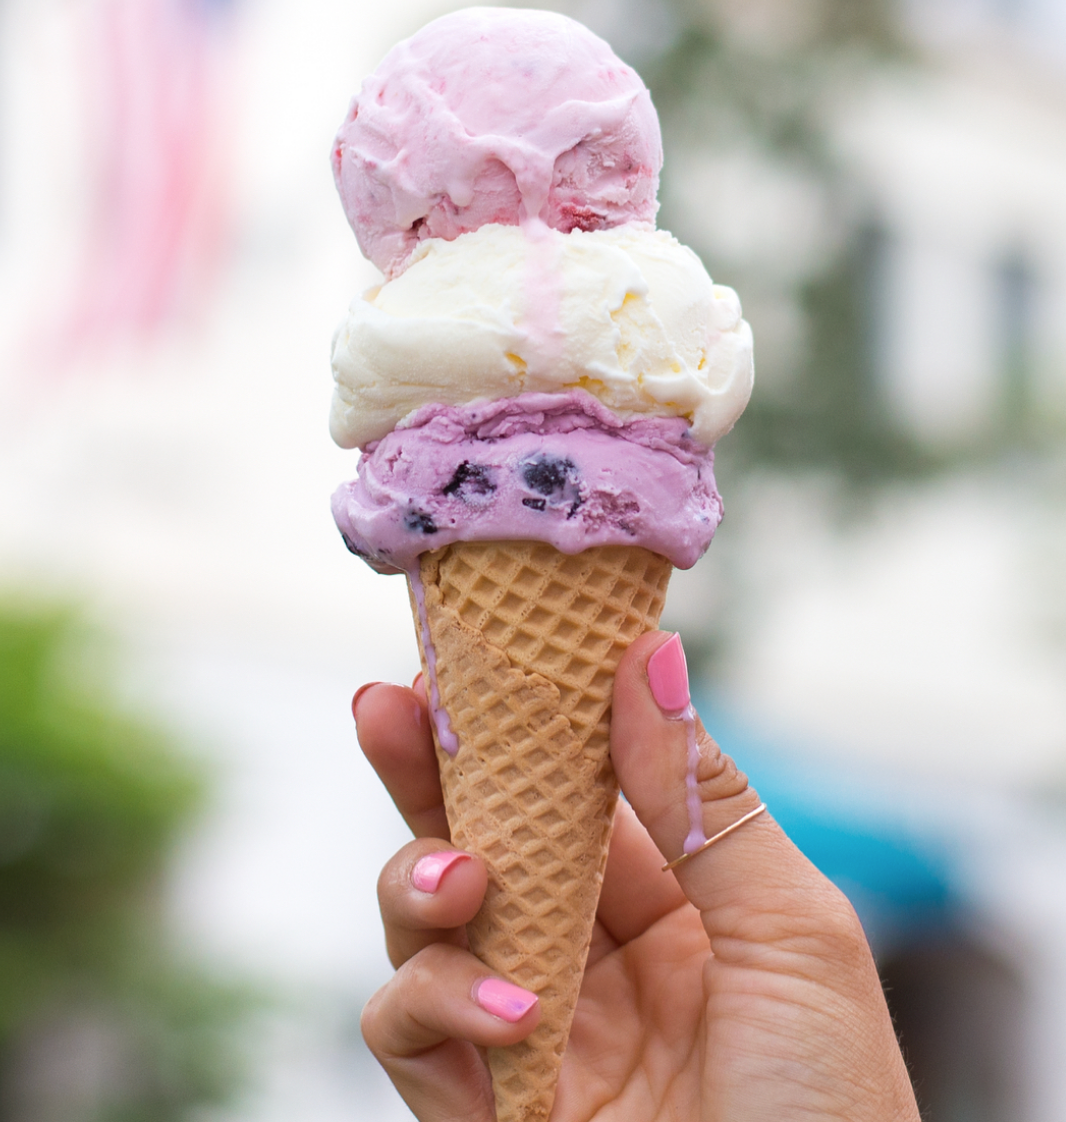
[410,541,672,1122]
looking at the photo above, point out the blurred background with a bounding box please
[1,0,1064,1118]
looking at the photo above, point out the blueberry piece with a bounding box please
[522,497,546,511]
[405,510,438,534]
[522,456,576,496]
[442,461,496,498]
[339,530,370,558]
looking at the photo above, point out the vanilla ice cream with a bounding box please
[330,224,753,450]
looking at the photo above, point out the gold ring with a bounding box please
[662,803,768,872]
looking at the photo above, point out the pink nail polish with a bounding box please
[475,978,538,1023]
[647,633,690,713]
[351,682,383,723]
[411,851,471,893]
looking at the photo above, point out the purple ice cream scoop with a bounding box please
[331,390,722,573]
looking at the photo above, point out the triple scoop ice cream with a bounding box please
[330,9,753,573]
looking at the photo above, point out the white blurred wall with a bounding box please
[835,41,1066,440]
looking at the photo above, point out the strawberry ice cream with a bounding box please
[331,6,662,278]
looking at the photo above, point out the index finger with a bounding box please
[354,679,689,940]
[355,681,451,840]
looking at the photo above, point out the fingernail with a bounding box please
[351,682,383,723]
[647,633,690,712]
[411,851,471,893]
[475,978,538,1023]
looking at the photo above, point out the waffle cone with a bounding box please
[408,541,672,1122]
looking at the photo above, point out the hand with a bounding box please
[355,631,921,1121]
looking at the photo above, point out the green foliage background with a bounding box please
[0,603,253,1121]
[623,0,926,484]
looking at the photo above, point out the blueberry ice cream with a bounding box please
[332,390,722,573]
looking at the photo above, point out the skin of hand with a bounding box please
[355,630,922,1122]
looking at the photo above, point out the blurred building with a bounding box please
[851,0,1066,443]
[658,3,1066,1120]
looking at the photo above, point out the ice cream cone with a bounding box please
[408,540,672,1122]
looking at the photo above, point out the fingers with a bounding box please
[379,839,488,968]
[361,944,540,1122]
[355,682,450,839]
[367,835,538,1121]
[595,799,687,947]
[612,632,840,947]
[353,673,689,952]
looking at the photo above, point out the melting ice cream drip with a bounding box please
[521,218,565,376]
[407,565,459,756]
[667,703,707,854]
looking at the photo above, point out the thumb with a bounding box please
[611,631,845,946]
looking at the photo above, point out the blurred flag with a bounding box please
[60,0,237,353]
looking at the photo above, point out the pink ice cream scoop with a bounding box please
[331,6,662,278]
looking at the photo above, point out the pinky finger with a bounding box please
[361,944,540,1122]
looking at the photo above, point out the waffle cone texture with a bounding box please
[408,541,672,1122]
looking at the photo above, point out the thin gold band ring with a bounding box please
[662,803,768,873]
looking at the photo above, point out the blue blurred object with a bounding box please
[694,692,957,955]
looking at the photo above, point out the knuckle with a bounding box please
[359,985,389,1056]
[818,891,869,955]
[377,843,421,914]
[401,943,445,992]
[695,739,750,803]
[376,860,393,904]
[794,883,874,974]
